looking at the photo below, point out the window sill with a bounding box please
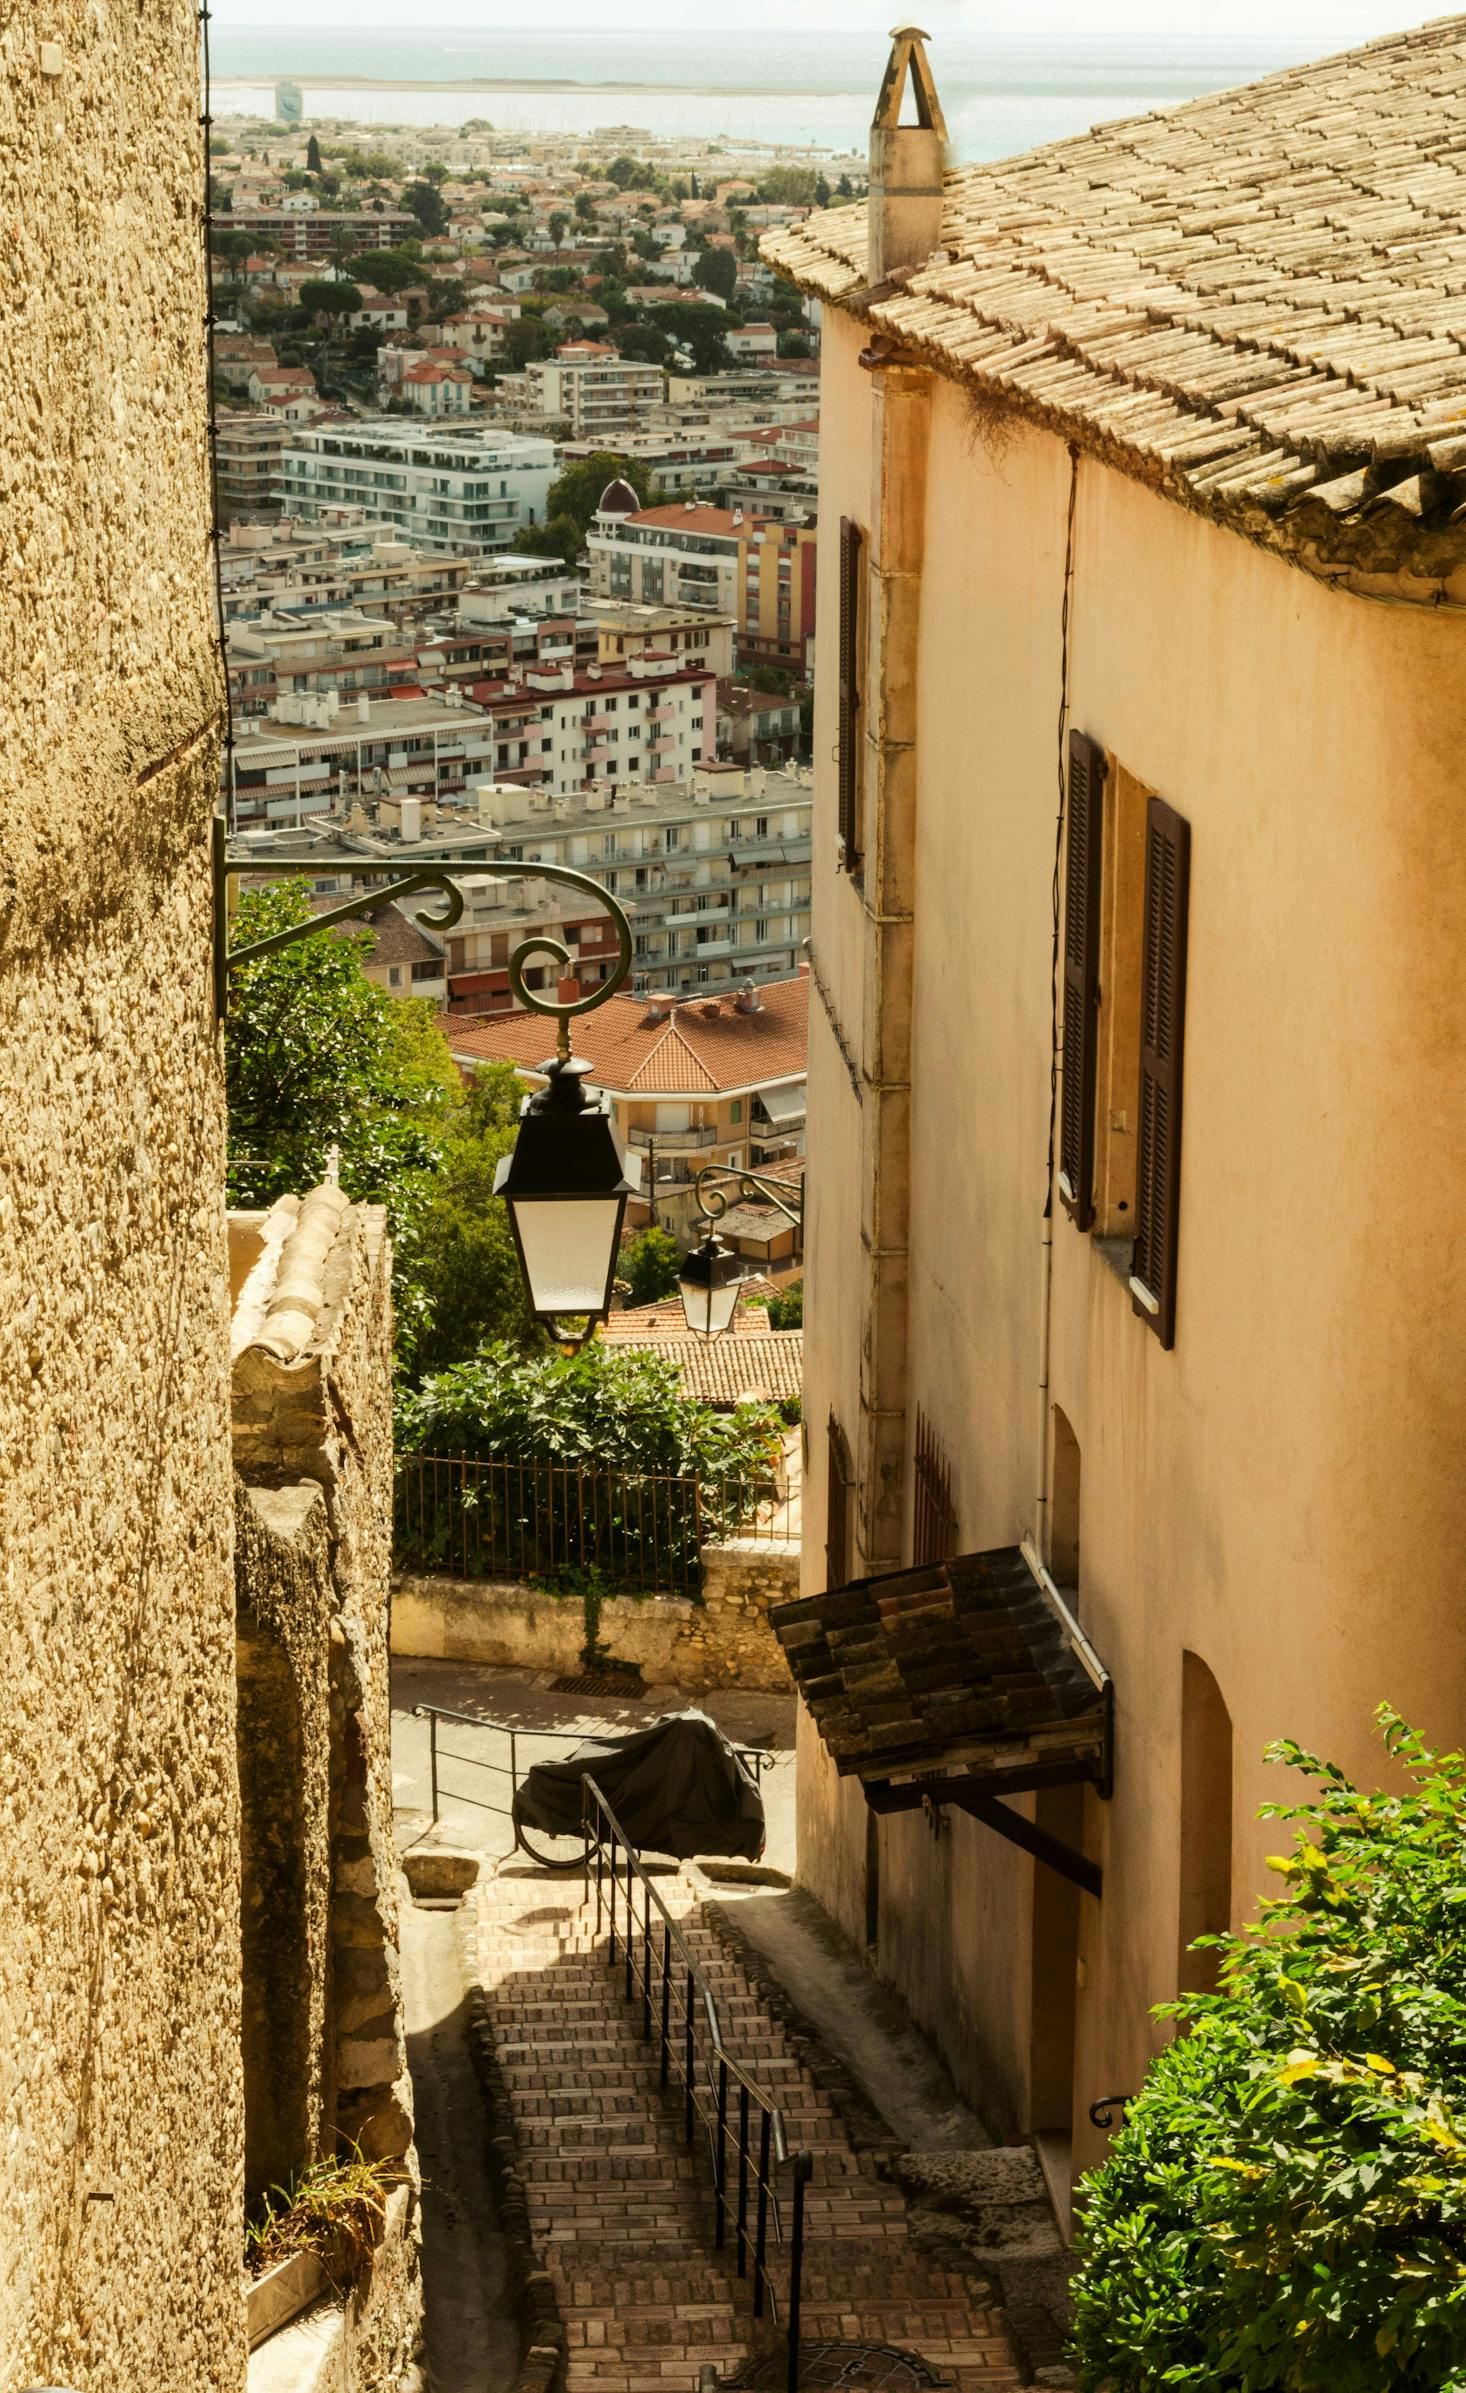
[1094,1235,1135,1290]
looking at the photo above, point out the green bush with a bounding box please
[620,1225,681,1306]
[395,1341,784,1590]
[1072,1708,1466,2392]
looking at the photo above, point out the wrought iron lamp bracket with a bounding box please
[691,1163,805,1232]
[214,823,634,1054]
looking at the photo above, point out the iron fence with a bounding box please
[394,1452,796,1598]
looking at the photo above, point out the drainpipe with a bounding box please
[1036,448,1081,1560]
[852,30,945,1574]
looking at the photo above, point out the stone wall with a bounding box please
[231,1206,418,2182]
[0,5,241,2387]
[392,1536,800,1693]
[235,1481,335,2204]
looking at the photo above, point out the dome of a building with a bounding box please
[597,477,641,517]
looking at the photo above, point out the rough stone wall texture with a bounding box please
[235,1481,335,2204]
[392,1536,800,1692]
[0,6,241,2390]
[233,1206,416,2173]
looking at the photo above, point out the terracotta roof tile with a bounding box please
[764,17,1466,601]
[442,974,808,1096]
[773,1548,1111,1792]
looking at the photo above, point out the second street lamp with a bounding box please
[677,1162,806,1339]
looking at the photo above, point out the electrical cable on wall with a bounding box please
[1044,444,1081,1220]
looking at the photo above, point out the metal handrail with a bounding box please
[581,1774,812,2391]
[410,1701,775,1845]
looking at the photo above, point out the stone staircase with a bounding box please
[472,1865,1021,2393]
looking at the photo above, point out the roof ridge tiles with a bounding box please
[764,13,1466,598]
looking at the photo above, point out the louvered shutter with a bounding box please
[1130,797,1190,1349]
[836,518,863,869]
[1058,731,1106,1229]
[826,1413,852,1590]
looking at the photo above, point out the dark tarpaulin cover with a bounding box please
[513,1710,766,1861]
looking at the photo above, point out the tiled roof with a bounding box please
[609,1330,802,1406]
[313,896,443,969]
[764,18,1466,602]
[773,1548,1111,1793]
[231,1183,353,1366]
[601,1281,782,1337]
[442,975,808,1096]
[626,504,743,537]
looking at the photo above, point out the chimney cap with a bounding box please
[874,24,947,138]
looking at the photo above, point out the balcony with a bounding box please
[626,1123,719,1154]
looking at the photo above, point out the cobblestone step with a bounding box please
[472,1869,1021,2392]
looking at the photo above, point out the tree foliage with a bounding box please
[1072,1709,1466,2393]
[695,245,738,301]
[620,1226,681,1307]
[299,279,361,319]
[225,882,457,1362]
[407,1064,539,1377]
[351,246,425,295]
[539,451,654,550]
[760,1279,803,1330]
[405,180,449,237]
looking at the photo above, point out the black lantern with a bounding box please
[494,1056,638,1340]
[678,1227,743,1339]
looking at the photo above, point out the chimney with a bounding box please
[734,977,763,1015]
[868,26,948,285]
[357,691,370,722]
[641,989,676,1024]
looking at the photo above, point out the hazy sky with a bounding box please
[215,0,1425,45]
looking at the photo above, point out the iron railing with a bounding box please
[395,1453,795,1597]
[582,1777,812,2390]
[411,1700,775,1849]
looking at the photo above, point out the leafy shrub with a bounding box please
[1072,1708,1466,2392]
[395,1341,784,1590]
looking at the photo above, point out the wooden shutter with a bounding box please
[836,518,863,869]
[1130,796,1190,1348]
[1059,731,1106,1229]
[826,1412,852,1591]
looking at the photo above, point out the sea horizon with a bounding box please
[209,25,1322,159]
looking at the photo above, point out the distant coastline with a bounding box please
[214,73,866,98]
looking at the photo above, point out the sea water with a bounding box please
[210,27,1314,161]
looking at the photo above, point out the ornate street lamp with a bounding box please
[217,828,640,1345]
[677,1163,805,1339]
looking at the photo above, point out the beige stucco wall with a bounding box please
[799,310,1466,2168]
[0,5,243,2387]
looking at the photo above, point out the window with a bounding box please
[729,1099,742,1124]
[1130,798,1191,1347]
[1059,732,1106,1230]
[1178,1654,1232,1996]
[912,1408,957,1568]
[836,517,864,869]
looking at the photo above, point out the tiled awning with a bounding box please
[772,1546,1112,1800]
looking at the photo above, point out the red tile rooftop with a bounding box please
[442,972,808,1096]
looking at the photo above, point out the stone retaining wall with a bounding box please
[391,1536,799,1693]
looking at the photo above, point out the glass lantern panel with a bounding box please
[512,1196,622,1318]
[681,1266,742,1338]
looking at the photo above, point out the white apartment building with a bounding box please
[586,499,743,616]
[226,655,715,826]
[280,422,556,555]
[461,760,812,995]
[523,346,666,439]
[457,555,582,624]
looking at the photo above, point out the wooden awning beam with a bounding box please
[865,1774,1102,1899]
